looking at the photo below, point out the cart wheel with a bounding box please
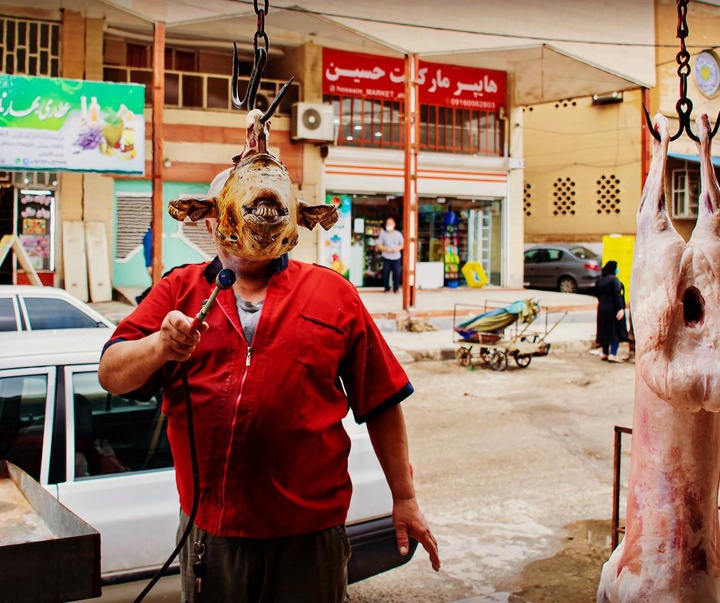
[489,351,508,371]
[455,347,472,367]
[515,355,532,368]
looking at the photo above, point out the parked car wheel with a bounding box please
[557,276,578,294]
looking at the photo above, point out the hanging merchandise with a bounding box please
[319,194,351,279]
[443,210,460,287]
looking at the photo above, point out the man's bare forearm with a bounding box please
[98,335,165,395]
[99,310,206,395]
[366,404,415,500]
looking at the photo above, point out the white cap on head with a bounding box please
[208,168,232,198]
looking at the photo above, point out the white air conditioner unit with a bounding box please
[291,102,335,142]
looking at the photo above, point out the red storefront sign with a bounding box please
[322,48,506,111]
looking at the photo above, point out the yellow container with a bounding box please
[461,261,488,288]
[602,234,635,302]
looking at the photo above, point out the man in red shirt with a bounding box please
[99,204,440,600]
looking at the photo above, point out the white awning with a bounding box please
[19,0,656,105]
[668,152,720,167]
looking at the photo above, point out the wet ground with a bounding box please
[348,348,635,602]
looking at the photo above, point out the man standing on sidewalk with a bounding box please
[98,169,439,602]
[377,216,404,293]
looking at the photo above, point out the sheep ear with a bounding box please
[168,197,217,222]
[297,200,339,230]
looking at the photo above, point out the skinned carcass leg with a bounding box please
[597,114,720,603]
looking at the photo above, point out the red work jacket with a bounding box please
[105,258,413,538]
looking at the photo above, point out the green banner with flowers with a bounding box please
[0,74,145,174]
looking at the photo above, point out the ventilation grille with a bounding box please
[116,195,151,260]
[524,182,533,217]
[552,177,576,216]
[180,222,214,258]
[596,174,621,214]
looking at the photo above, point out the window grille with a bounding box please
[671,167,700,219]
[115,194,151,260]
[0,17,61,76]
[325,95,503,156]
[104,64,300,114]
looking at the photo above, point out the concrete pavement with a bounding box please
[92,284,599,364]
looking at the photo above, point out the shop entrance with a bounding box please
[0,172,59,286]
[327,191,504,288]
[349,194,403,288]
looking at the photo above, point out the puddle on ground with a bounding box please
[509,519,613,603]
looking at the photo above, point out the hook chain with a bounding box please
[645,0,720,142]
[231,0,294,123]
[673,0,697,141]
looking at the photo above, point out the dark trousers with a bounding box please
[382,258,401,292]
[178,512,350,603]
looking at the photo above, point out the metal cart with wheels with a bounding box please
[453,299,567,371]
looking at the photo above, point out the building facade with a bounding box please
[524,0,720,250]
[0,1,655,297]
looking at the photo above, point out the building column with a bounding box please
[505,74,525,289]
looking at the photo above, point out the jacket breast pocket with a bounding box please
[294,314,346,381]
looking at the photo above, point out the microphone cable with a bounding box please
[133,367,199,603]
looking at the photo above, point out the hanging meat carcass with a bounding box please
[597,113,720,602]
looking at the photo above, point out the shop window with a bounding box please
[331,97,404,149]
[417,200,501,286]
[105,45,299,113]
[0,17,60,76]
[17,189,55,272]
[326,95,503,156]
[596,174,622,215]
[12,171,59,188]
[671,167,700,219]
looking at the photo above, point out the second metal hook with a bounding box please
[643,104,720,142]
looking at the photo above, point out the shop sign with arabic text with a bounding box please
[0,74,145,174]
[322,48,506,111]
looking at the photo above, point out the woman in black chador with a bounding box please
[594,260,627,363]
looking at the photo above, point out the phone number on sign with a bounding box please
[448,98,501,110]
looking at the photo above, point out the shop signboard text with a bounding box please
[323,48,506,111]
[0,74,145,174]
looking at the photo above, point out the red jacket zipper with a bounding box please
[216,344,252,533]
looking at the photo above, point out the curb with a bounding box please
[392,338,596,364]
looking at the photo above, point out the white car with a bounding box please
[0,285,115,331]
[0,329,415,597]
